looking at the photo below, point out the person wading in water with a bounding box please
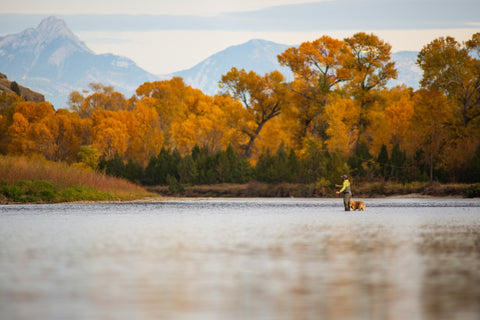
[336,174,351,211]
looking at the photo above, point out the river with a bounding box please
[1,198,479,320]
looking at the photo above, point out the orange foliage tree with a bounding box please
[68,83,130,118]
[366,86,415,157]
[325,95,360,155]
[278,35,351,145]
[417,33,480,178]
[170,91,228,155]
[344,32,398,147]
[220,68,288,158]
[128,98,164,165]
[91,110,130,160]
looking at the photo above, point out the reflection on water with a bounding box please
[0,199,479,320]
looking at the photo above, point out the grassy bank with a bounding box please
[1,155,478,203]
[0,156,155,203]
[148,181,480,198]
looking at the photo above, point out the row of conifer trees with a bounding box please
[97,141,480,187]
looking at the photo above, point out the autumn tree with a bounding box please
[0,93,23,154]
[47,110,91,163]
[69,83,128,118]
[220,68,288,157]
[410,89,455,181]
[77,145,100,170]
[278,36,351,144]
[324,95,359,155]
[417,33,480,179]
[7,112,30,155]
[417,33,480,130]
[127,98,164,165]
[367,86,415,156]
[6,101,56,157]
[344,32,398,147]
[14,101,55,123]
[170,90,228,155]
[136,77,187,130]
[91,111,129,160]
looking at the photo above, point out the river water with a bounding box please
[1,198,479,320]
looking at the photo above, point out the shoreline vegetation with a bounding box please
[0,155,154,204]
[148,181,479,199]
[1,156,478,204]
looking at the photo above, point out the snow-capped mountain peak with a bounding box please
[0,16,157,107]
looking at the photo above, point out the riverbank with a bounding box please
[147,181,480,198]
[0,156,154,204]
[1,156,478,204]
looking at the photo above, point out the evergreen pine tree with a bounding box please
[462,144,480,183]
[348,142,372,177]
[10,81,21,96]
[178,155,198,184]
[390,143,406,180]
[377,144,389,178]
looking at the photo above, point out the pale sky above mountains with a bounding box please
[1,0,479,74]
[1,0,317,16]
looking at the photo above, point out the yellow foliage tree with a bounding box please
[213,94,249,153]
[368,86,415,156]
[47,110,90,163]
[14,101,55,123]
[69,83,128,118]
[27,121,57,160]
[410,89,455,180]
[7,112,30,155]
[92,113,129,160]
[171,91,228,155]
[220,68,288,157]
[325,96,360,155]
[344,32,398,147]
[278,35,351,145]
[127,99,164,165]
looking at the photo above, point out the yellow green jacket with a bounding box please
[339,179,351,194]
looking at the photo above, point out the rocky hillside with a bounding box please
[0,72,44,102]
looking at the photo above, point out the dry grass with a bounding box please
[0,155,150,200]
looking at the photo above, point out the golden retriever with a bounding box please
[349,200,365,211]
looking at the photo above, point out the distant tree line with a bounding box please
[97,141,480,188]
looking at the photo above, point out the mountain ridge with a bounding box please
[173,40,421,96]
[1,16,422,106]
[173,39,294,95]
[0,16,157,107]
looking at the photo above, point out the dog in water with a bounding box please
[349,200,365,211]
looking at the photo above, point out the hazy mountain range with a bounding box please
[174,40,421,96]
[0,16,422,107]
[0,16,157,107]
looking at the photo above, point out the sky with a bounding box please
[0,0,319,16]
[1,0,479,75]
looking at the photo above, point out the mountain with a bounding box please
[389,51,422,88]
[0,17,422,106]
[0,16,158,107]
[174,39,293,96]
[175,40,422,96]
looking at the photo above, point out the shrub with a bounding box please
[463,184,480,198]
